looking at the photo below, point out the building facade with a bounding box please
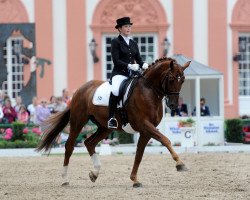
[0,0,249,118]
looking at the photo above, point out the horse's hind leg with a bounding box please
[84,127,111,182]
[62,124,85,186]
[130,134,150,188]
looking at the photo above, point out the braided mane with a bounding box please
[150,56,177,67]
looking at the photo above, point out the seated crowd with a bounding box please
[0,89,71,146]
[0,92,69,125]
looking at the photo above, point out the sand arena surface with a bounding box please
[0,153,250,200]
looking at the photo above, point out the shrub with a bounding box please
[0,123,40,148]
[0,140,7,148]
[23,132,40,143]
[241,119,250,127]
[225,119,243,143]
[0,140,38,148]
[11,121,26,141]
[116,131,134,144]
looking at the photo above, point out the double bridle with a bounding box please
[133,67,184,99]
[160,69,185,97]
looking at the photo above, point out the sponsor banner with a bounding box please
[201,121,223,134]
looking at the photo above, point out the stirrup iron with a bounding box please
[108,117,118,129]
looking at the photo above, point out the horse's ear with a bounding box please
[183,61,191,71]
[170,60,174,70]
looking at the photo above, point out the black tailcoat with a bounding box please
[111,35,144,78]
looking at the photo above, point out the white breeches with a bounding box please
[110,75,128,96]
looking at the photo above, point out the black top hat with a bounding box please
[115,17,133,29]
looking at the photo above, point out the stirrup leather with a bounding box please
[108,117,118,129]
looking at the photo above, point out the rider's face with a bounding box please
[119,24,131,37]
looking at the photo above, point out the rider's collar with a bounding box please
[120,34,130,45]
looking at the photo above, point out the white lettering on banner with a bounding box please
[203,122,220,134]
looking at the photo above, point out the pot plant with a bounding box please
[178,118,195,127]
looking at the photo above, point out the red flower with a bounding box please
[5,128,13,136]
[4,134,12,140]
[32,127,42,135]
[4,128,13,140]
[23,128,29,134]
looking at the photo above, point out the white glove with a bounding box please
[128,64,139,71]
[142,63,149,70]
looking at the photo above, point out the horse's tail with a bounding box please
[36,107,70,152]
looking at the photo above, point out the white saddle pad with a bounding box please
[92,82,111,106]
[92,81,136,133]
[92,81,133,107]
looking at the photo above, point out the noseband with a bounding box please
[141,67,184,99]
[160,69,184,97]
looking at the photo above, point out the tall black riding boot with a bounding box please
[108,93,119,129]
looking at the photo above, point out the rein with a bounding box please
[141,69,182,99]
[142,76,164,99]
[130,59,184,99]
[161,70,184,96]
[130,70,164,99]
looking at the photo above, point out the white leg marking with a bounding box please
[61,166,69,185]
[91,153,101,176]
[62,166,68,179]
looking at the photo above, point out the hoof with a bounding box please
[133,182,143,188]
[89,171,98,183]
[61,182,69,186]
[176,164,188,171]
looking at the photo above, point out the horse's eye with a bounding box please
[180,76,185,83]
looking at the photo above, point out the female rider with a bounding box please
[108,17,148,129]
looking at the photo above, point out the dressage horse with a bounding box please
[36,57,191,187]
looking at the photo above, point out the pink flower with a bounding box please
[32,127,42,135]
[3,128,13,140]
[5,128,13,137]
[4,134,12,140]
[23,128,29,134]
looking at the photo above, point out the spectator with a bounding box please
[27,96,38,124]
[66,89,76,106]
[47,95,57,114]
[54,96,67,113]
[17,104,29,124]
[3,98,17,123]
[62,88,70,103]
[14,96,22,113]
[192,97,210,116]
[35,99,51,126]
[171,97,188,117]
[0,90,5,106]
[0,104,3,123]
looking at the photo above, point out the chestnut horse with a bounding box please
[36,57,190,187]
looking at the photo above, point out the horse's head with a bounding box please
[164,59,190,110]
[144,57,190,110]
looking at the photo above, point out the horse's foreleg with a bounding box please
[144,120,188,171]
[84,128,111,182]
[130,134,150,188]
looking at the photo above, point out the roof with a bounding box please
[172,54,223,76]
